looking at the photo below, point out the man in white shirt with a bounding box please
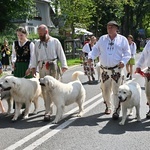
[136,41,150,118]
[88,21,131,120]
[30,24,68,121]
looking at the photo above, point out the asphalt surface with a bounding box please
[0,52,150,150]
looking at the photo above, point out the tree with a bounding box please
[55,0,95,38]
[90,0,124,36]
[89,0,150,38]
[121,0,150,37]
[0,0,36,32]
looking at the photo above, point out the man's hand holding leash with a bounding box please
[118,62,124,69]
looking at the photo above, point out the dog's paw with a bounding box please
[77,112,83,117]
[23,115,29,119]
[12,117,17,122]
[128,112,133,116]
[137,117,141,122]
[52,119,58,124]
[119,121,125,125]
[7,111,11,115]
[32,111,38,115]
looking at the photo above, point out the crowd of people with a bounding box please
[0,21,150,121]
[0,25,68,121]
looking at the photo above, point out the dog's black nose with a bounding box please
[0,83,2,87]
[118,96,122,100]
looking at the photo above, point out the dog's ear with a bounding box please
[128,90,132,98]
[12,80,21,90]
[46,80,55,89]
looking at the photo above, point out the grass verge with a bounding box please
[66,58,82,66]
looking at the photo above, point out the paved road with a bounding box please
[0,52,150,150]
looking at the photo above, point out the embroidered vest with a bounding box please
[14,41,31,62]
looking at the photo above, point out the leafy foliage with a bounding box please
[0,0,36,32]
[57,0,95,38]
[88,0,150,37]
[0,0,150,41]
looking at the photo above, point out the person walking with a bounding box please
[88,21,131,119]
[135,40,150,118]
[11,27,35,78]
[126,35,137,80]
[82,36,97,83]
[30,24,68,121]
[11,27,35,110]
[1,39,10,71]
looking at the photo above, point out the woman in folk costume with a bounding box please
[82,36,97,83]
[11,27,35,78]
[126,35,137,80]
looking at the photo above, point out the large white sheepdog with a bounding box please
[39,71,86,123]
[1,76,42,121]
[117,81,141,125]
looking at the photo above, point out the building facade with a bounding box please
[13,0,55,34]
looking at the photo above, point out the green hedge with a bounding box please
[0,29,66,50]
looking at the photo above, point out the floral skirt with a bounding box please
[83,58,95,76]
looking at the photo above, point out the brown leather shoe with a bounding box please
[105,108,111,114]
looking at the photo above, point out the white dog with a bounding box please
[1,76,42,121]
[117,82,141,125]
[0,89,13,114]
[39,71,86,123]
[0,75,13,114]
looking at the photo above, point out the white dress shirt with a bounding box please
[11,40,35,68]
[30,36,68,69]
[88,34,131,67]
[137,41,150,68]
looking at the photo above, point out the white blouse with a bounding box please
[82,43,92,53]
[129,42,137,58]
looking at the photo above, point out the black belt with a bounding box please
[100,65,118,70]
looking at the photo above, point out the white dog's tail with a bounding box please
[72,71,84,81]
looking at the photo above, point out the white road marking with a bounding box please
[4,67,147,150]
[23,98,103,150]
[4,93,102,150]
